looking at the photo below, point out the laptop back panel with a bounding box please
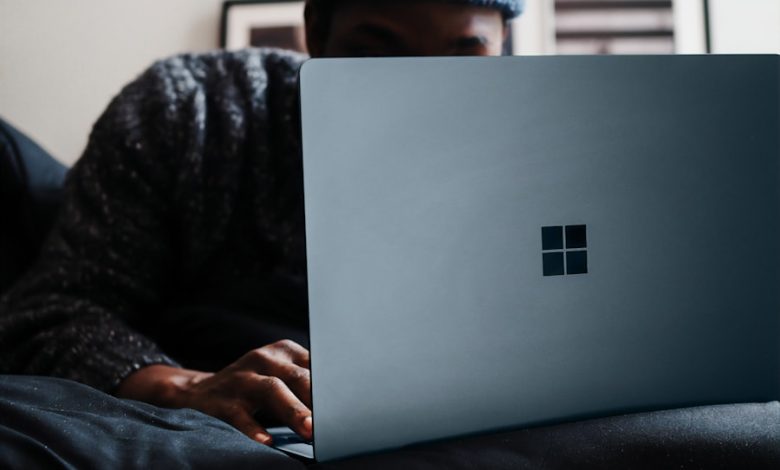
[299,55,780,462]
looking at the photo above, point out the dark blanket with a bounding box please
[0,375,302,469]
[313,402,780,470]
[2,375,779,469]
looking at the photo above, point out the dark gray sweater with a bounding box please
[0,48,309,392]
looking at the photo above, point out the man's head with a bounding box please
[304,0,524,58]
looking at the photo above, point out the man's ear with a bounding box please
[304,2,326,57]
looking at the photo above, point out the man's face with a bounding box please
[306,1,507,58]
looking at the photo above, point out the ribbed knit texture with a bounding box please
[0,48,308,392]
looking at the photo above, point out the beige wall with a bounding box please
[0,0,225,165]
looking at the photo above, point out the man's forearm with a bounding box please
[115,364,211,408]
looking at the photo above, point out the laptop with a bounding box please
[269,55,780,462]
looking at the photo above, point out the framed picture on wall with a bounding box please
[221,0,306,52]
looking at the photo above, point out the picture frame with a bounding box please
[220,0,307,53]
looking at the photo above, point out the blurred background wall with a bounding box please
[1,0,779,166]
[0,0,225,165]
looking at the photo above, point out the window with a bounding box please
[555,0,675,54]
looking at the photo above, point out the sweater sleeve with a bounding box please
[0,60,189,392]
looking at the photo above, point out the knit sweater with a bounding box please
[0,48,309,392]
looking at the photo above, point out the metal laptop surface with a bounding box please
[298,55,780,462]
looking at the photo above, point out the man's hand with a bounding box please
[115,339,312,445]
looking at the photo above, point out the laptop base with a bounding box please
[267,426,314,460]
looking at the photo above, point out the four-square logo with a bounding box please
[542,225,588,276]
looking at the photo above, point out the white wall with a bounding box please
[673,0,707,53]
[0,0,225,165]
[709,0,780,53]
[513,0,556,55]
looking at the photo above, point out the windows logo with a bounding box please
[542,225,588,276]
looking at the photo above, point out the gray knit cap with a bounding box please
[439,0,524,18]
[309,0,525,19]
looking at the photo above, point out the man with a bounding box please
[0,0,520,445]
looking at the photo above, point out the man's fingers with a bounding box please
[261,362,311,408]
[248,375,313,441]
[230,344,312,440]
[238,340,310,372]
[227,407,273,445]
[285,364,312,408]
[274,339,311,368]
